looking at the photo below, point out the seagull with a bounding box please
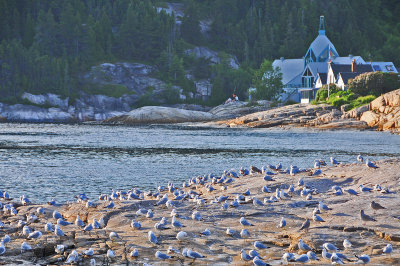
[84,248,94,256]
[2,235,10,245]
[53,210,62,220]
[105,201,114,208]
[130,248,139,257]
[253,197,264,206]
[92,218,101,229]
[343,239,352,249]
[331,253,344,264]
[262,186,271,193]
[187,249,205,259]
[240,229,250,238]
[357,154,364,162]
[360,210,376,224]
[36,207,45,215]
[298,239,312,251]
[330,157,339,165]
[83,223,93,234]
[345,188,358,195]
[0,242,5,255]
[176,231,187,241]
[131,219,141,230]
[240,217,254,226]
[313,213,325,223]
[226,228,235,236]
[314,160,321,169]
[221,201,229,210]
[21,242,32,252]
[57,218,72,226]
[201,228,211,236]
[146,209,154,218]
[55,244,64,254]
[75,215,85,227]
[109,232,120,242]
[355,254,370,264]
[155,251,172,260]
[299,219,310,231]
[107,249,115,259]
[55,225,65,237]
[297,178,305,187]
[22,226,32,236]
[365,159,378,169]
[172,216,183,230]
[319,201,332,211]
[28,230,42,240]
[282,252,295,262]
[45,222,54,232]
[295,254,310,264]
[66,250,79,264]
[322,248,332,260]
[253,256,268,266]
[148,231,158,245]
[359,185,373,192]
[167,246,180,254]
[307,251,319,260]
[254,241,268,250]
[313,207,321,215]
[278,217,286,228]
[370,201,386,211]
[383,244,393,255]
[192,211,202,221]
[323,243,338,252]
[240,249,252,261]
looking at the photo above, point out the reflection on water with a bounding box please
[0,123,399,203]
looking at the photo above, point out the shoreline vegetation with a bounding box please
[0,158,399,264]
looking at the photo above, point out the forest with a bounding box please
[0,0,399,106]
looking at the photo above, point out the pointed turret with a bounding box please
[319,15,325,35]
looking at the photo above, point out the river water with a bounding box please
[0,123,399,203]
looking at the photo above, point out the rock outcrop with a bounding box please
[104,106,215,124]
[360,88,400,132]
[184,46,240,69]
[218,103,368,129]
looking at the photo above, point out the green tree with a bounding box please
[252,59,283,100]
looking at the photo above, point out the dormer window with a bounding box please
[385,65,394,71]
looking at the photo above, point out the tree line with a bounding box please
[0,0,399,105]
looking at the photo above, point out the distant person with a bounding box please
[232,94,239,101]
[225,97,232,104]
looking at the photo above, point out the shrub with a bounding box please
[347,72,400,96]
[315,84,340,102]
[284,100,297,106]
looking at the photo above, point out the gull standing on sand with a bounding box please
[370,201,386,212]
[192,211,202,221]
[366,159,378,169]
[75,215,85,227]
[55,244,64,254]
[107,249,115,259]
[322,248,332,260]
[240,229,250,238]
[84,248,94,256]
[299,219,310,231]
[298,239,312,251]
[172,216,183,230]
[330,253,344,264]
[282,252,295,263]
[343,239,352,249]
[83,223,93,234]
[155,251,172,260]
[148,231,158,244]
[360,210,376,224]
[53,210,62,220]
[278,217,286,228]
[313,213,325,223]
[295,254,310,264]
[319,201,332,211]
[176,231,187,241]
[21,242,32,252]
[357,154,364,162]
[28,230,42,241]
[0,243,5,255]
[130,248,139,258]
[253,256,268,266]
[323,243,338,252]
[383,244,393,255]
[2,235,10,245]
[355,254,370,264]
[254,241,268,250]
[330,157,339,165]
[109,232,120,242]
[226,228,235,236]
[359,185,373,192]
[240,249,252,261]
[55,225,65,237]
[240,217,254,226]
[307,251,319,261]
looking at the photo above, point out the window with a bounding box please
[385,65,394,71]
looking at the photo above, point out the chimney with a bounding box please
[351,59,356,72]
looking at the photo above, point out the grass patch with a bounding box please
[313,88,376,110]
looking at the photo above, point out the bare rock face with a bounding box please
[360,88,400,132]
[184,47,240,69]
[104,106,215,124]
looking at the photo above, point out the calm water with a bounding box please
[0,123,399,203]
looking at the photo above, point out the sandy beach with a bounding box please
[0,157,399,265]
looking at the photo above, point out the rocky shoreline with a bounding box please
[0,157,399,265]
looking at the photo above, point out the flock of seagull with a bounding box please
[0,154,395,265]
